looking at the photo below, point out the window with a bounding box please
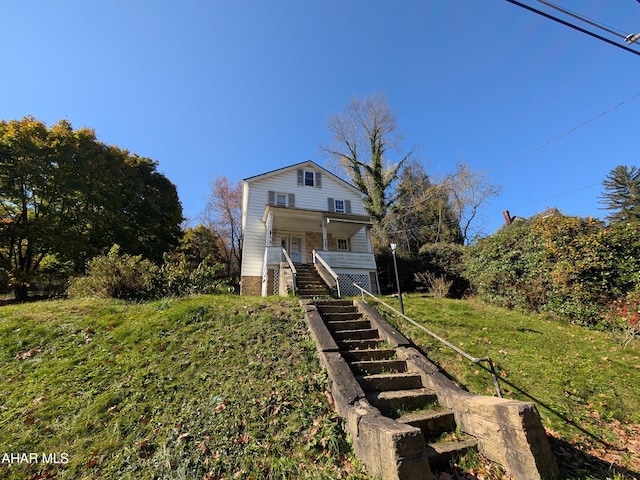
[334,200,345,213]
[304,170,315,187]
[276,193,287,207]
[337,238,349,251]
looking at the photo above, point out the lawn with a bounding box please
[0,295,370,480]
[1,294,638,479]
[374,294,640,480]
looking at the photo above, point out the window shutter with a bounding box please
[268,190,275,206]
[327,197,334,212]
[297,169,304,186]
[315,171,322,188]
[288,193,295,208]
[345,200,352,214]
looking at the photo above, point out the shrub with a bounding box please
[67,245,161,300]
[464,213,640,326]
[605,290,640,346]
[161,254,229,296]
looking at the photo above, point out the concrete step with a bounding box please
[326,319,371,331]
[332,328,379,341]
[338,338,383,350]
[318,307,362,322]
[350,359,407,375]
[426,437,478,470]
[342,348,397,362]
[366,389,438,414]
[358,372,424,392]
[397,410,457,438]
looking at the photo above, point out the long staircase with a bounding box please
[295,263,333,298]
[304,298,558,480]
[314,299,476,472]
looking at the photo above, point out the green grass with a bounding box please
[375,294,640,479]
[2,294,639,479]
[0,295,371,480]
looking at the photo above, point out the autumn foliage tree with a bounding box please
[202,175,243,281]
[0,117,183,300]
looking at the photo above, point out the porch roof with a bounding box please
[262,205,373,237]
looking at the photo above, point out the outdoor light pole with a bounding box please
[390,243,404,315]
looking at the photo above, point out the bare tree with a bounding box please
[443,162,501,243]
[324,94,412,235]
[201,175,243,279]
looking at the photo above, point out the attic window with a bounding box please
[334,200,345,213]
[304,171,315,187]
[297,169,322,188]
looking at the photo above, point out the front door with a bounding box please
[282,236,302,263]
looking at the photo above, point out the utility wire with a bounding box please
[493,91,640,172]
[536,0,628,39]
[505,0,640,56]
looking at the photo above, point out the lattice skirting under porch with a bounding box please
[337,274,371,297]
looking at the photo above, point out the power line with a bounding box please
[536,0,628,40]
[493,91,640,172]
[505,0,640,56]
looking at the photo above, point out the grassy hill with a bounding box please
[0,296,370,480]
[1,294,638,479]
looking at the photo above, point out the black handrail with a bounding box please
[353,283,503,398]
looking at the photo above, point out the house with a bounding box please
[240,160,379,297]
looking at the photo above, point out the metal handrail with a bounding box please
[353,283,503,398]
[313,250,341,298]
[281,248,297,295]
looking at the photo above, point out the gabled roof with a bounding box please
[243,160,364,197]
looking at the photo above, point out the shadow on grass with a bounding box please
[480,364,640,480]
[410,339,639,479]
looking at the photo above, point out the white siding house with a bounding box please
[240,160,379,296]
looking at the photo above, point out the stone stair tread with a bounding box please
[350,359,407,374]
[342,348,397,361]
[426,437,478,457]
[396,409,454,424]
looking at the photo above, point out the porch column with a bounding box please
[365,226,373,253]
[266,211,273,246]
[322,217,328,250]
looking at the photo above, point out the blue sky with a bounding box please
[2,1,639,238]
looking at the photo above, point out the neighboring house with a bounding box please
[240,160,379,297]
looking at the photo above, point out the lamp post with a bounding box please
[390,243,404,315]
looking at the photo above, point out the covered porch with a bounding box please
[260,206,379,296]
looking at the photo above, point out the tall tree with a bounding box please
[390,161,462,252]
[0,116,183,300]
[201,175,243,279]
[325,94,411,242]
[599,165,640,224]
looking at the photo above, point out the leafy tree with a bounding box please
[599,165,640,224]
[0,116,183,300]
[324,94,411,245]
[390,161,462,252]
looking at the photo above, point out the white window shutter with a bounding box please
[288,193,295,207]
[327,197,334,212]
[268,190,275,205]
[297,169,304,186]
[345,199,352,214]
[315,171,322,188]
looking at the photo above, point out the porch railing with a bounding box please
[312,250,341,298]
[281,248,297,295]
[352,283,503,398]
